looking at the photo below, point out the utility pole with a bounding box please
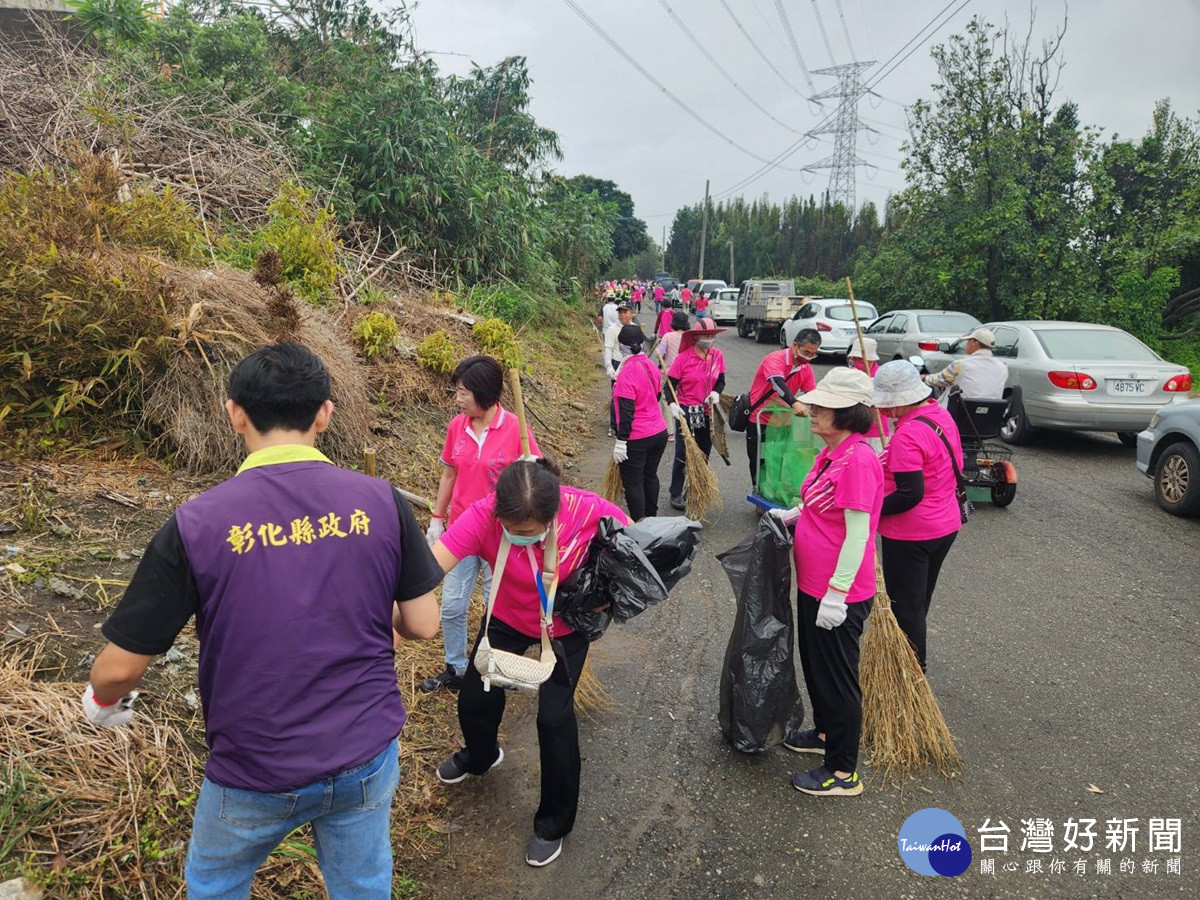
[728,239,735,288]
[697,179,710,279]
[661,225,666,271]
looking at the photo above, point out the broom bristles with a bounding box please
[860,565,961,781]
[600,458,625,502]
[680,418,722,521]
[711,406,731,465]
[574,658,612,713]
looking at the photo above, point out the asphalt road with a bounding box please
[426,322,1200,898]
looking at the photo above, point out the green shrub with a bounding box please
[464,285,538,324]
[416,331,457,375]
[0,162,198,430]
[471,318,524,371]
[222,183,342,306]
[352,312,399,358]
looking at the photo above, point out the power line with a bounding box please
[558,0,805,171]
[655,0,804,135]
[810,0,838,66]
[832,0,858,62]
[772,0,817,93]
[716,0,807,99]
[714,0,973,201]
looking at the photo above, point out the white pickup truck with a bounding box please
[735,279,800,344]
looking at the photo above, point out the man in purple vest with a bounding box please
[83,342,442,899]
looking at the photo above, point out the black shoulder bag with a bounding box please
[727,387,774,433]
[915,416,972,524]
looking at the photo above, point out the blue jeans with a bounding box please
[185,737,400,899]
[441,555,492,674]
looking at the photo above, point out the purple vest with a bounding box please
[175,461,405,792]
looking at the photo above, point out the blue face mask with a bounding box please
[503,526,546,547]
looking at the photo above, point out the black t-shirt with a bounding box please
[102,488,442,656]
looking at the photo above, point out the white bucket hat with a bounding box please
[873,359,932,408]
[798,367,875,409]
[847,336,879,361]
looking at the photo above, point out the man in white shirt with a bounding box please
[604,304,636,380]
[601,294,619,332]
[924,327,1007,405]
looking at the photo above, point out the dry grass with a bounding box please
[860,567,962,782]
[141,263,371,475]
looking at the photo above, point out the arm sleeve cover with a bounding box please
[767,374,798,406]
[829,509,871,592]
[881,469,925,516]
[616,397,636,440]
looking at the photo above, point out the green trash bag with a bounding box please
[757,411,821,507]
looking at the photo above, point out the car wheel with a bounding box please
[1116,432,1138,448]
[990,482,1016,507]
[999,394,1034,445]
[1154,442,1200,517]
[737,318,750,338]
[754,324,773,344]
[779,327,788,348]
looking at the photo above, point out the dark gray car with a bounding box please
[864,309,981,362]
[1135,398,1200,516]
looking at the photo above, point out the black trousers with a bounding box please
[457,618,589,841]
[619,430,668,521]
[669,419,712,499]
[880,532,958,672]
[746,420,766,487]
[796,591,873,774]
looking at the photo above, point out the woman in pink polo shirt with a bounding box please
[666,317,726,511]
[655,310,691,371]
[847,336,889,452]
[872,360,963,673]
[768,367,882,796]
[612,325,669,520]
[419,356,539,694]
[431,459,628,867]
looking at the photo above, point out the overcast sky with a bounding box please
[410,0,1200,238]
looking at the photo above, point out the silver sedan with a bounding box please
[924,321,1193,445]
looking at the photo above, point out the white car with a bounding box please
[780,298,878,354]
[708,288,739,325]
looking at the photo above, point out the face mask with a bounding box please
[697,339,715,350]
[503,526,546,547]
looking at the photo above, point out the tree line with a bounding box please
[662,16,1200,368]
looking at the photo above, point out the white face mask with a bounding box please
[502,525,546,546]
[697,339,715,350]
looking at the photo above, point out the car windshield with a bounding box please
[826,304,876,321]
[1034,328,1159,361]
[917,313,979,333]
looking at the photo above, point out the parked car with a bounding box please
[708,287,739,325]
[864,309,982,362]
[696,279,728,299]
[925,321,1192,446]
[1135,398,1200,516]
[780,298,879,354]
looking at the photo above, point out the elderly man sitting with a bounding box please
[923,327,1007,406]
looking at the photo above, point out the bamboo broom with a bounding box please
[508,368,605,709]
[842,278,961,779]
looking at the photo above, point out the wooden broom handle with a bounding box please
[509,368,532,456]
[845,277,888,448]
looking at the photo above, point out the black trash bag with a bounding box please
[623,516,703,591]
[716,515,805,753]
[558,516,701,640]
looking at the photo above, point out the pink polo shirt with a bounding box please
[748,349,816,424]
[653,286,665,303]
[680,287,693,306]
[441,487,629,638]
[668,346,726,405]
[694,294,708,311]
[440,406,540,525]
[879,399,963,542]
[657,309,674,338]
[614,354,667,440]
[657,330,684,368]
[795,434,884,602]
[849,359,890,440]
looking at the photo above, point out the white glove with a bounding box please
[425,516,445,546]
[706,391,720,407]
[612,440,628,463]
[815,587,849,630]
[82,683,138,728]
[767,505,802,525]
[669,403,684,420]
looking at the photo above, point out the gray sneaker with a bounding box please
[435,746,504,785]
[526,835,563,867]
